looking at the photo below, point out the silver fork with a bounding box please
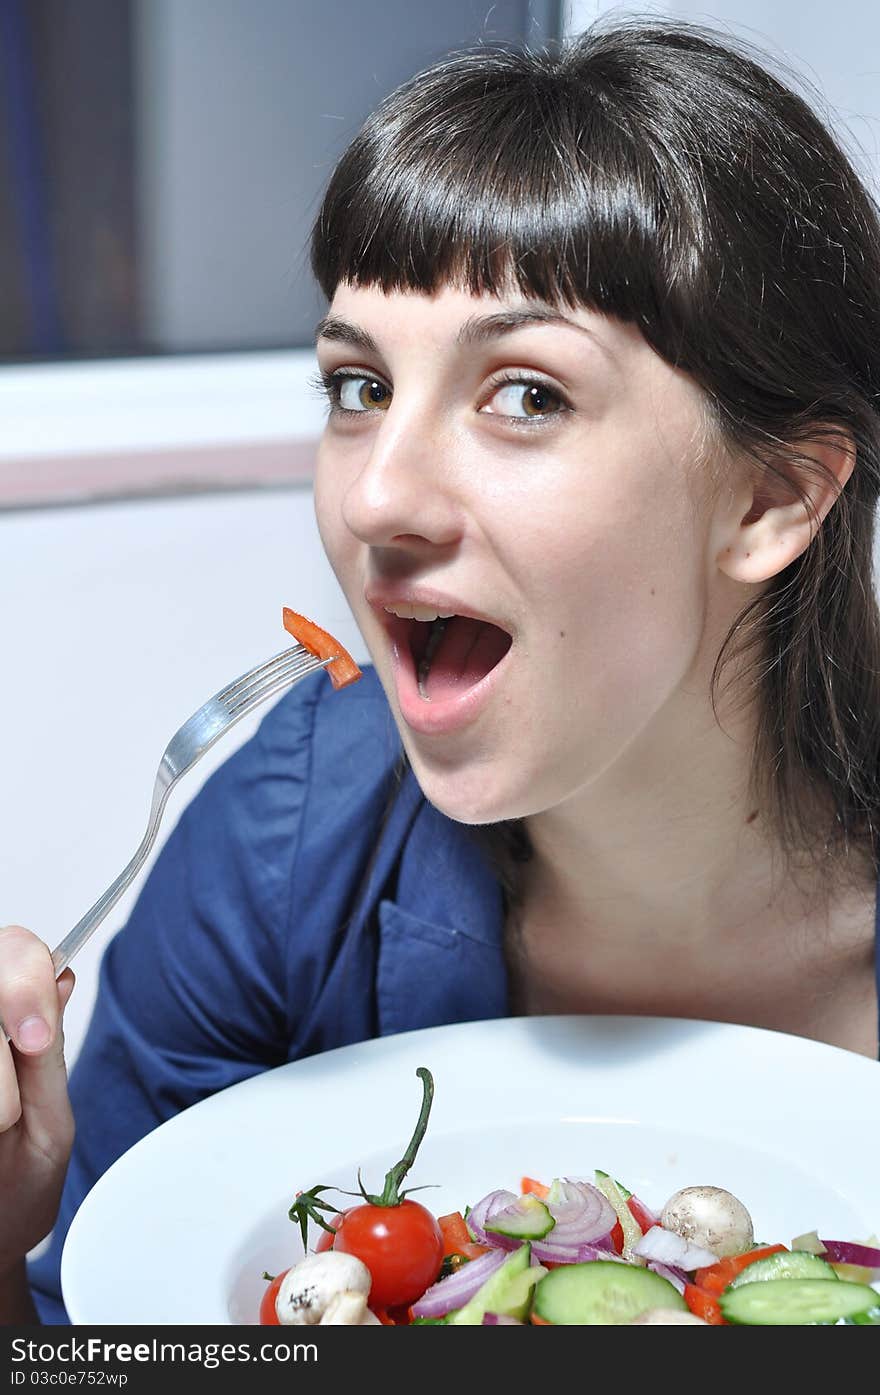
[51,644,332,977]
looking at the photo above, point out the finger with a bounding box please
[0,925,63,1052]
[0,983,72,1133]
[13,970,77,1137]
[0,928,74,1133]
[57,969,76,1014]
[0,1030,23,1132]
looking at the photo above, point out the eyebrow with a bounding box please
[314,307,607,353]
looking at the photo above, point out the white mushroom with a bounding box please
[275,1250,372,1325]
[630,1307,710,1325]
[660,1186,754,1258]
[320,1291,382,1325]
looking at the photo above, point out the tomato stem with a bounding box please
[362,1067,435,1208]
[288,1067,436,1250]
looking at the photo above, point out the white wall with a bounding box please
[563,2,880,195]
[0,486,367,1071]
[133,0,545,352]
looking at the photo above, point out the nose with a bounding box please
[340,412,464,552]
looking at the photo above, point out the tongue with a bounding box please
[423,616,511,702]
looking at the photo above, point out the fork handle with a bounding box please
[51,779,171,977]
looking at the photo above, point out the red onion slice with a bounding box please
[646,1260,688,1294]
[633,1225,718,1271]
[466,1180,617,1261]
[485,1193,556,1239]
[466,1190,526,1251]
[537,1179,617,1254]
[410,1248,510,1320]
[550,1179,616,1230]
[532,1239,626,1265]
[482,1312,526,1324]
[818,1239,880,1274]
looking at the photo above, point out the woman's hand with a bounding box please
[0,925,75,1286]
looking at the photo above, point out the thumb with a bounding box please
[14,968,76,1127]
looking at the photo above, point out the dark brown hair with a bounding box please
[310,15,880,902]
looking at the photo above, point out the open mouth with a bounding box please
[403,614,513,702]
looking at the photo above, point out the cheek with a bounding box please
[570,520,706,690]
[568,565,705,713]
[517,444,706,640]
[510,473,709,777]
[313,445,353,576]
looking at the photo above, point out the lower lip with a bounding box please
[384,616,512,736]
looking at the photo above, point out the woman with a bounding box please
[3,16,880,1323]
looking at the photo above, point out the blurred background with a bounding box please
[1,0,879,1072]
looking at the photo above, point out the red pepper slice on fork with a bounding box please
[282,608,362,690]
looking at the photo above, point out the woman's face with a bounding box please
[313,280,736,825]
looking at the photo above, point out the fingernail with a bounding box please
[17,1016,51,1050]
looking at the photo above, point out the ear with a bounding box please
[717,428,856,584]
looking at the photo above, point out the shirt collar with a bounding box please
[374,769,509,1034]
[395,783,506,947]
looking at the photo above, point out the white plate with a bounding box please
[61,1015,880,1324]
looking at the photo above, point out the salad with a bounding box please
[260,1068,880,1327]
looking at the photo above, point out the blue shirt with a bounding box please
[27,665,880,1322]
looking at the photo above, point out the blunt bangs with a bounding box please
[310,46,703,346]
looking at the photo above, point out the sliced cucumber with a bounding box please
[446,1243,540,1325]
[532,1261,687,1325]
[841,1307,880,1325]
[720,1278,880,1326]
[485,1194,556,1240]
[595,1168,632,1199]
[727,1252,839,1288]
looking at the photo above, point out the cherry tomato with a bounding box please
[332,1199,444,1309]
[287,1068,443,1313]
[259,1270,287,1325]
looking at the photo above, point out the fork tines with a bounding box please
[221,646,331,717]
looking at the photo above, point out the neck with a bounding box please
[513,678,867,958]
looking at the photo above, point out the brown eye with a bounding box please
[485,380,564,419]
[339,377,391,411]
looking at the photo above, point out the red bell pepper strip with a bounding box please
[438,1211,472,1256]
[695,1243,788,1295]
[282,608,362,690]
[521,1177,550,1199]
[459,1242,492,1260]
[437,1211,490,1262]
[626,1196,657,1234]
[684,1283,726,1324]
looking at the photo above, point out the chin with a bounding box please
[407,753,535,827]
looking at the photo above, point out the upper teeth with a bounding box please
[384,604,456,622]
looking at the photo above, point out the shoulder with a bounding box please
[265,658,399,758]
[99,665,404,1061]
[185,663,403,871]
[219,661,401,804]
